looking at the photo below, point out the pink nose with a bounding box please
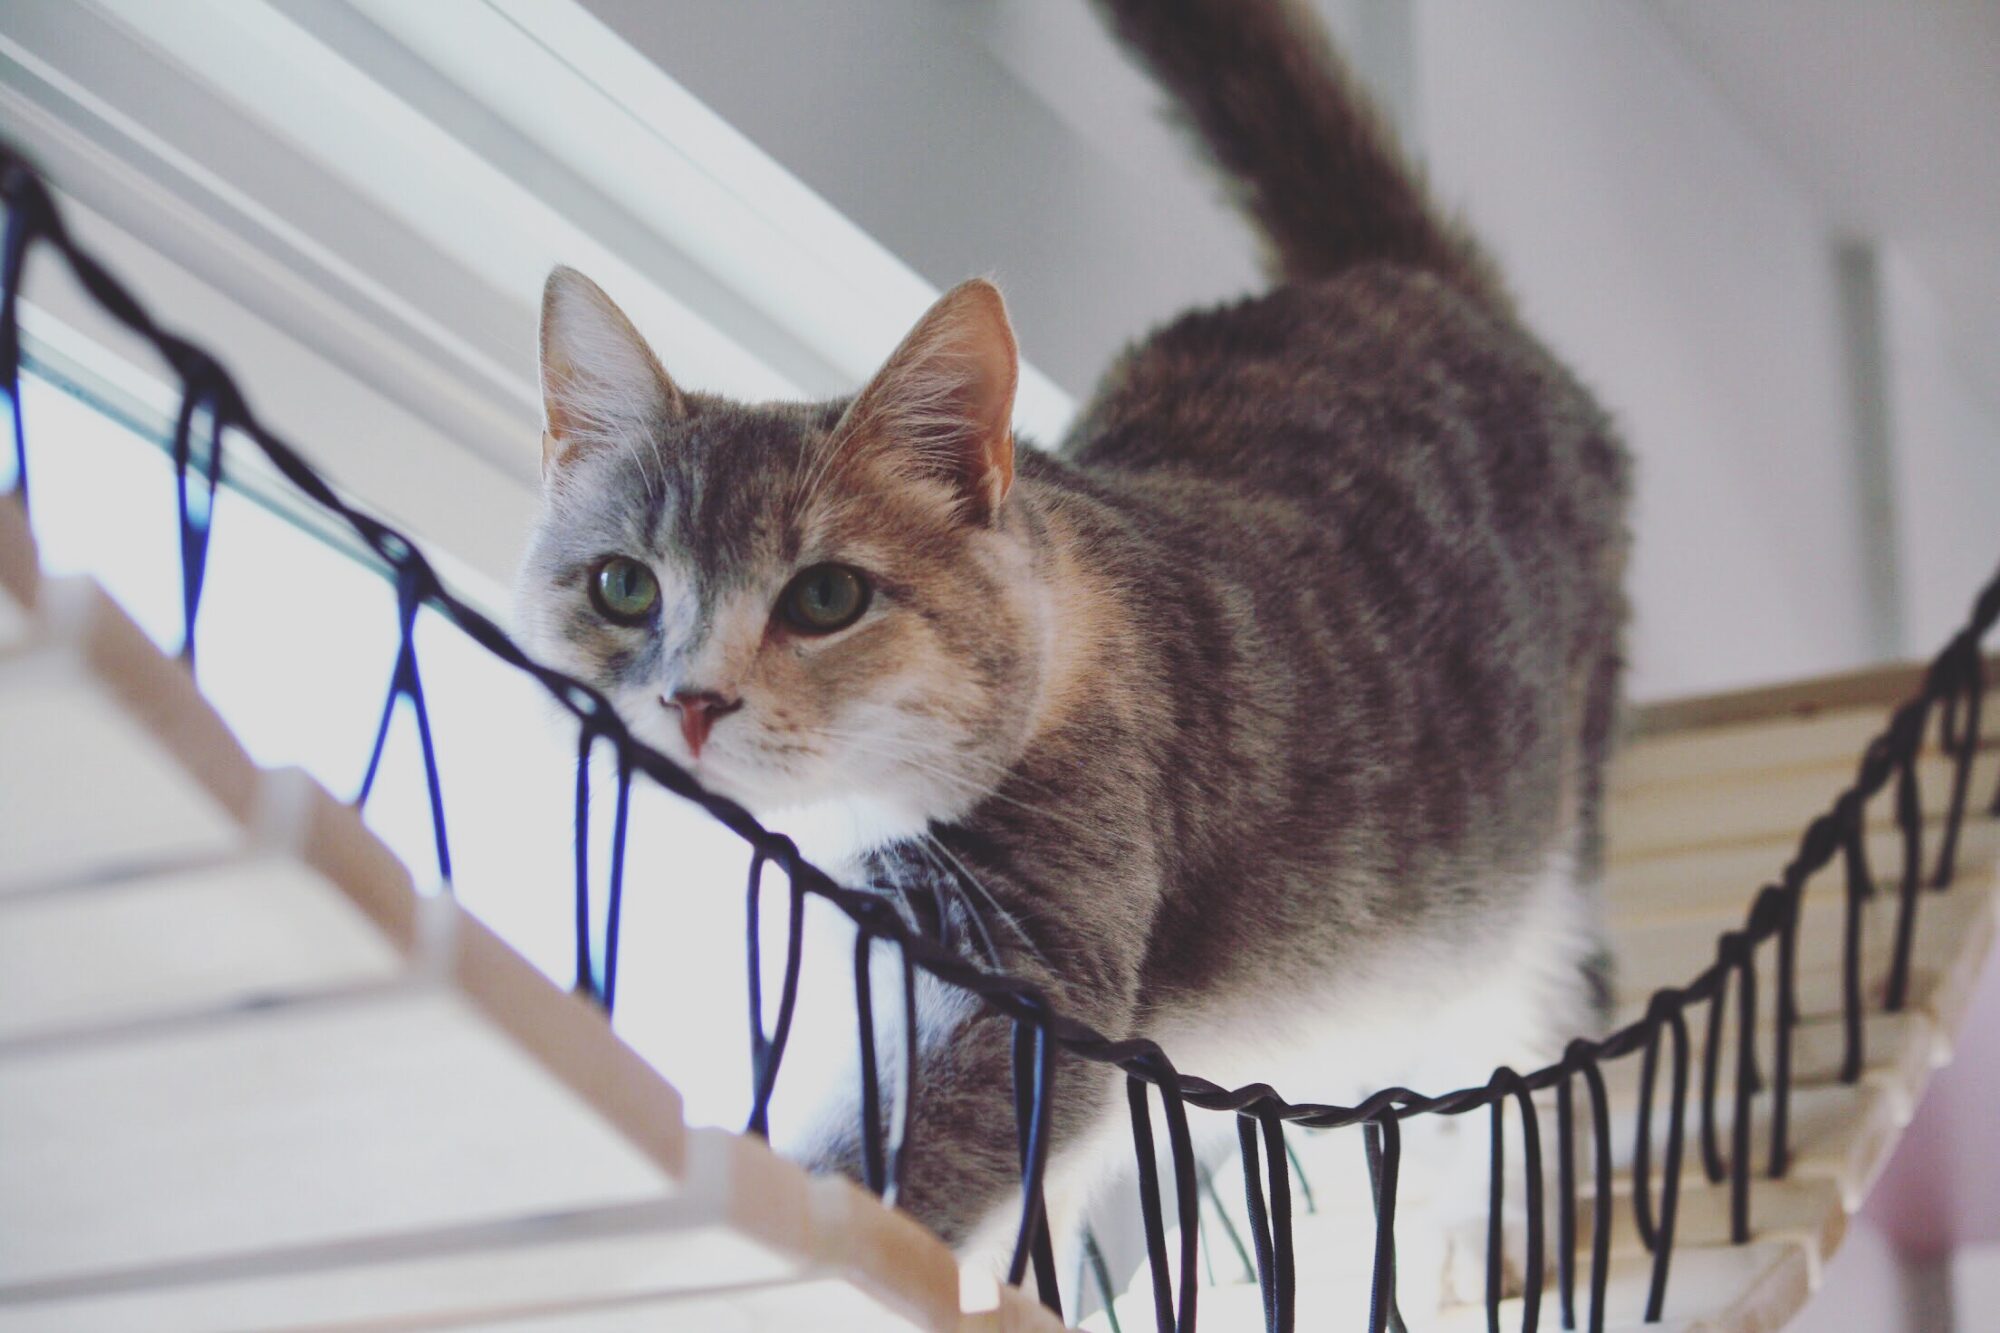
[663,690,742,759]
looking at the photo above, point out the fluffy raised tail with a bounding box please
[1095,0,1497,297]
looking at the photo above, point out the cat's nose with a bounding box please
[662,689,743,760]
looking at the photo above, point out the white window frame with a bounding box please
[1,0,1074,591]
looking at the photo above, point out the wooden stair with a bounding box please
[2,486,1994,1331]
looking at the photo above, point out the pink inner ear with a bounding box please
[838,279,1020,520]
[537,266,681,472]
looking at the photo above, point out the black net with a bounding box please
[3,143,1996,1332]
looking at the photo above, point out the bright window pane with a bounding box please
[18,371,857,1133]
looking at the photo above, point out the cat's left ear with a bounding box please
[538,266,684,475]
[835,278,1019,524]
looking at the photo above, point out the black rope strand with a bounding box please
[887,943,918,1207]
[1009,1018,1061,1314]
[1486,1087,1506,1333]
[1769,876,1801,1179]
[1262,1112,1294,1332]
[1127,1076,1177,1333]
[353,557,452,887]
[601,750,634,1014]
[1,165,34,510]
[1515,1076,1547,1333]
[1556,1074,1577,1331]
[1158,1063,1201,1333]
[1643,1000,1692,1324]
[572,725,598,1000]
[1360,1112,1408,1328]
[1364,1117,1409,1333]
[744,847,807,1139]
[1698,950,1731,1186]
[1237,1113,1278,1333]
[1934,645,1986,885]
[1483,1069,1545,1333]
[170,372,225,673]
[1839,794,1873,1082]
[1631,1016,1663,1254]
[853,928,887,1196]
[1885,743,1926,1011]
[1574,1047,1614,1333]
[1729,932,1760,1244]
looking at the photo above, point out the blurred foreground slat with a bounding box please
[0,501,1061,1333]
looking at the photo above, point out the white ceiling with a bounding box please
[1649,0,2000,413]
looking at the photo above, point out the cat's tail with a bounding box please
[1094,0,1498,298]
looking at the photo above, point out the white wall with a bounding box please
[587,0,1997,703]
[1881,248,2000,655]
[1412,0,1877,698]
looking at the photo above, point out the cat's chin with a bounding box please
[669,752,938,862]
[761,791,938,870]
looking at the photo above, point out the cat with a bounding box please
[512,0,1628,1293]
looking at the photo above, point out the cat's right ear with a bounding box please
[538,266,683,474]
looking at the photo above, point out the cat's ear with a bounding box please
[835,278,1019,524]
[538,266,683,474]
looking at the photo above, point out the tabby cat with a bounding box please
[515,0,1628,1276]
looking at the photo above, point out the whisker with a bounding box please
[811,727,1141,851]
[921,830,1050,972]
[910,837,1003,968]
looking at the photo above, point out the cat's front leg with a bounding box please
[791,892,1144,1255]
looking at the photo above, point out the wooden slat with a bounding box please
[0,577,259,894]
[1434,1239,1811,1333]
[1610,874,1998,1023]
[420,1278,944,1333]
[0,851,403,1045]
[0,1132,960,1332]
[1587,1177,1845,1281]
[1608,745,1995,863]
[0,496,33,647]
[1615,658,1999,796]
[1598,1006,1936,1124]
[0,987,679,1289]
[1440,1176,1845,1309]
[960,1271,1076,1333]
[1628,654,1999,740]
[810,1175,967,1331]
[0,764,414,1048]
[1440,1176,1840,1296]
[1606,818,2000,928]
[1602,1079,1899,1213]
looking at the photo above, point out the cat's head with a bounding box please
[513,267,1046,835]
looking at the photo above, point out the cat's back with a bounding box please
[1065,263,1624,525]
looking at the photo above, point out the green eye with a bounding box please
[590,556,659,623]
[779,563,870,634]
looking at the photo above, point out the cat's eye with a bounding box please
[590,556,659,623]
[778,563,870,635]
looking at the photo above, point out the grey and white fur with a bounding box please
[514,0,1629,1270]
